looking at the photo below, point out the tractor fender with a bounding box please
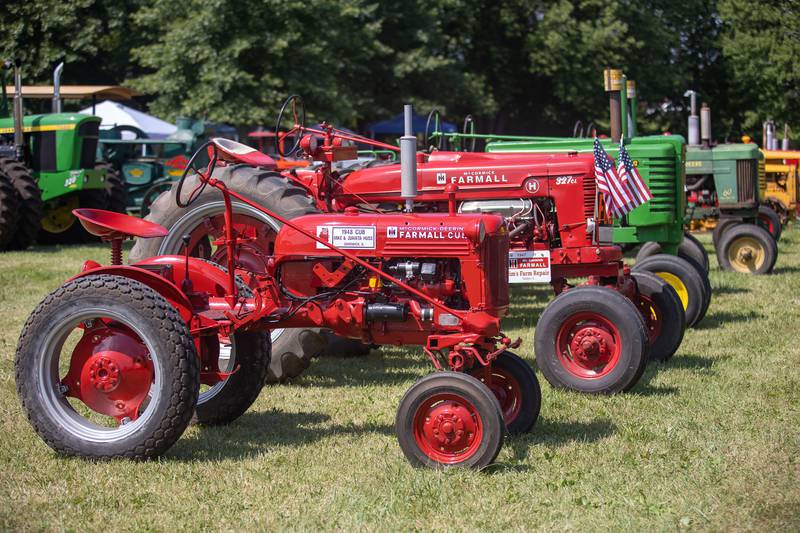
[134,255,234,298]
[69,262,194,323]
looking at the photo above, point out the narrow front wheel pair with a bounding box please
[633,254,711,327]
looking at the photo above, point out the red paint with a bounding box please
[412,393,483,464]
[469,365,522,425]
[73,209,168,239]
[555,312,621,378]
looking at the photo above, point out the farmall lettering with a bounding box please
[508,250,551,283]
[387,225,466,240]
[447,169,508,186]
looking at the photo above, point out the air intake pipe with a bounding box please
[400,104,417,212]
[604,68,623,142]
[52,61,64,113]
[783,124,790,150]
[626,80,637,138]
[700,103,711,147]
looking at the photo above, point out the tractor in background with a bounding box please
[0,61,125,246]
[96,118,237,215]
[760,121,799,226]
[437,70,711,326]
[683,93,778,275]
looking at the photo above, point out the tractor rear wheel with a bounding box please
[757,205,782,242]
[468,351,541,434]
[129,165,326,384]
[632,254,708,328]
[631,271,685,362]
[95,161,128,214]
[716,223,778,275]
[0,157,42,250]
[534,285,648,394]
[15,274,200,459]
[395,371,505,468]
[0,167,20,250]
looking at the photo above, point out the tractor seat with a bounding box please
[72,209,168,240]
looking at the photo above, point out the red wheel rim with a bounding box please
[636,294,662,345]
[555,312,621,378]
[412,393,483,464]
[186,213,275,273]
[758,213,774,234]
[469,366,522,426]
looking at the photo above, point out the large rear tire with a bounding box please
[534,285,648,394]
[95,161,128,214]
[129,165,326,383]
[0,169,20,250]
[0,157,42,250]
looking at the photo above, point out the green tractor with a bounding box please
[97,118,238,215]
[683,93,778,274]
[427,69,712,327]
[0,61,125,246]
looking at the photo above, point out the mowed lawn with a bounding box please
[0,230,798,531]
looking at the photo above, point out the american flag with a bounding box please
[593,138,632,217]
[617,141,653,207]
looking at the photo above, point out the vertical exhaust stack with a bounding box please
[626,80,638,139]
[52,61,64,113]
[12,60,24,160]
[604,69,623,142]
[764,120,775,150]
[400,104,418,213]
[685,90,700,146]
[700,102,711,147]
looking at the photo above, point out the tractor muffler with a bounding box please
[400,104,418,212]
[52,61,64,113]
[12,60,24,159]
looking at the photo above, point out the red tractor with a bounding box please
[133,100,682,395]
[15,137,543,469]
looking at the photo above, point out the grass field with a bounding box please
[0,230,798,530]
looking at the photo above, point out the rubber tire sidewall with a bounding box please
[679,232,710,273]
[631,271,685,362]
[15,275,200,459]
[632,254,706,328]
[534,286,648,394]
[716,223,778,275]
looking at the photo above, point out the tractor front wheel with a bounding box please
[632,254,709,328]
[396,372,504,468]
[757,205,782,242]
[716,223,778,275]
[468,351,541,434]
[631,271,685,362]
[15,275,200,459]
[534,286,648,394]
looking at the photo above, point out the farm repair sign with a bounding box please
[508,250,550,283]
[316,225,376,249]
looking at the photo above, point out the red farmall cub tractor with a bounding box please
[134,100,682,395]
[15,136,543,469]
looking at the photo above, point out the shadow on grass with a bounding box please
[171,409,393,461]
[693,309,764,329]
[710,285,750,296]
[770,265,800,275]
[296,350,427,388]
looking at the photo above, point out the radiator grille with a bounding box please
[758,159,766,199]
[582,173,596,219]
[383,242,470,256]
[736,159,757,203]
[644,156,676,213]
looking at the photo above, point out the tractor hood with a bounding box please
[337,151,594,205]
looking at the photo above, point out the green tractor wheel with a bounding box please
[0,157,41,250]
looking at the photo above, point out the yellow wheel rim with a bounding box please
[727,236,766,273]
[655,271,689,310]
[41,196,80,234]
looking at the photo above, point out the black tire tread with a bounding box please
[0,157,42,250]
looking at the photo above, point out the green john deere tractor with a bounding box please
[0,61,125,246]
[683,93,777,274]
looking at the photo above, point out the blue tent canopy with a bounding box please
[366,112,456,136]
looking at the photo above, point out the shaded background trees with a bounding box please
[1,0,798,140]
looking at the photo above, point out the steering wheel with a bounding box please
[275,95,306,157]
[462,114,476,152]
[175,141,218,208]
[424,109,445,151]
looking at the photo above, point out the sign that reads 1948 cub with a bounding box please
[508,250,550,283]
[316,225,376,249]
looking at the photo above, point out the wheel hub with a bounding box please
[62,324,154,422]
[556,312,621,378]
[418,400,477,454]
[571,327,610,366]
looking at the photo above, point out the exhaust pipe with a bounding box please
[764,120,776,150]
[700,102,711,147]
[400,104,417,212]
[685,90,699,145]
[626,80,637,138]
[52,61,64,113]
[12,60,24,159]
[783,123,790,150]
[604,69,623,142]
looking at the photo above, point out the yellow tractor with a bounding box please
[760,121,799,226]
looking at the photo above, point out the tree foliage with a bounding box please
[1,0,799,139]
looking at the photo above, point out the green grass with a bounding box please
[0,231,798,531]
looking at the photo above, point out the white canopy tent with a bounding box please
[79,100,177,139]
